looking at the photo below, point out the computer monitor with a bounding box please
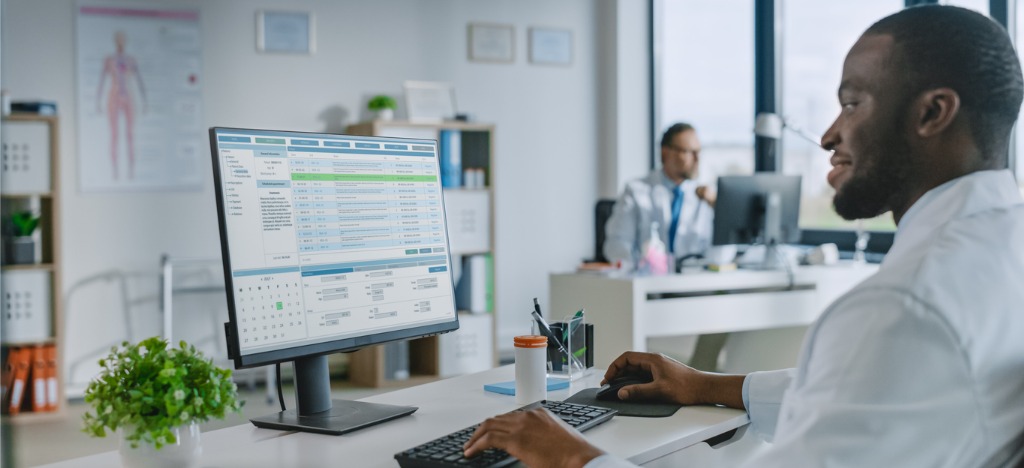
[209,127,459,435]
[712,174,801,267]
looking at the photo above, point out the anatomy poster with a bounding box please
[76,2,203,192]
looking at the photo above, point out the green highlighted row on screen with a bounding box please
[291,173,438,182]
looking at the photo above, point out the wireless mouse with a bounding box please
[596,374,654,401]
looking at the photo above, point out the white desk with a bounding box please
[551,263,877,368]
[41,366,750,468]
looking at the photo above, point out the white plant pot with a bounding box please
[119,422,201,468]
[376,108,394,121]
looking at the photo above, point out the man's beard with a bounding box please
[833,134,913,220]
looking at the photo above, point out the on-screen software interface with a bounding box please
[212,128,456,358]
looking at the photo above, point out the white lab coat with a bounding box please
[588,169,1024,467]
[603,170,713,264]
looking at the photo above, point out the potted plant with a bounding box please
[368,94,397,121]
[7,211,39,264]
[82,337,243,468]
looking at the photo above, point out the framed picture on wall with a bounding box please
[529,27,572,66]
[404,81,457,123]
[257,10,316,54]
[468,23,514,63]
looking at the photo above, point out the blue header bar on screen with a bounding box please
[213,128,436,149]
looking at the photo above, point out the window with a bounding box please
[780,0,902,231]
[1016,0,1024,187]
[939,0,989,14]
[654,0,755,185]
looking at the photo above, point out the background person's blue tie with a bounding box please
[668,185,683,254]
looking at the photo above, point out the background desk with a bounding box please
[41,366,751,468]
[551,263,878,368]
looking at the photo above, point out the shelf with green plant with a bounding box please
[3,210,40,265]
[368,94,397,121]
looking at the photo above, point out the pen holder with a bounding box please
[545,313,591,381]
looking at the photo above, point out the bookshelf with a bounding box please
[344,120,497,387]
[1,114,64,422]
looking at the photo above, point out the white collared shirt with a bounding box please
[603,170,714,264]
[589,169,1024,467]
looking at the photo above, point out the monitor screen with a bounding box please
[713,174,801,246]
[210,127,459,370]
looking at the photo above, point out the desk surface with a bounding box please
[551,262,878,367]
[41,366,748,468]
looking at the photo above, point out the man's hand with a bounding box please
[695,185,717,207]
[463,408,604,468]
[603,352,746,409]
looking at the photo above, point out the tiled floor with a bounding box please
[7,381,388,467]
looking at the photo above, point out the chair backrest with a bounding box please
[594,199,616,263]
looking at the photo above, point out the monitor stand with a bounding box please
[747,191,791,271]
[250,354,417,435]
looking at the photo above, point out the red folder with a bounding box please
[31,346,47,412]
[1,347,16,411]
[44,344,58,411]
[8,348,31,415]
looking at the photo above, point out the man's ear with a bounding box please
[914,88,960,138]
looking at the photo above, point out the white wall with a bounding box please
[598,0,652,198]
[2,0,611,376]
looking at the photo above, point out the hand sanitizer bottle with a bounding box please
[639,222,670,275]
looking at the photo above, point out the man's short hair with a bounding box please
[866,5,1024,161]
[660,123,696,148]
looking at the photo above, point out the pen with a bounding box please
[533,297,543,318]
[531,310,568,355]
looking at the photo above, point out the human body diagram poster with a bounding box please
[76,2,203,192]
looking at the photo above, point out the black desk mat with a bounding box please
[564,388,683,417]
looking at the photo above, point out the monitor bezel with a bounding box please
[209,126,461,369]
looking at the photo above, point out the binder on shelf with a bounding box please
[455,255,490,313]
[31,345,46,412]
[481,253,493,311]
[439,129,462,188]
[44,344,58,411]
[1,347,14,409]
[7,347,31,415]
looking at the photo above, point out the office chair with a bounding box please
[593,199,616,263]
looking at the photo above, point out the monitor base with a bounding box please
[736,244,795,271]
[250,399,417,436]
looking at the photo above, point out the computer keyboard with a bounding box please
[394,400,617,468]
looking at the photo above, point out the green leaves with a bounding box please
[81,336,243,450]
[10,211,40,237]
[368,94,397,110]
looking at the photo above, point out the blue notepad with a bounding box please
[483,378,570,395]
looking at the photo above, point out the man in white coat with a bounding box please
[603,123,716,268]
[464,5,1024,467]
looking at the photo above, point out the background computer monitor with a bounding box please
[712,174,801,248]
[210,127,459,435]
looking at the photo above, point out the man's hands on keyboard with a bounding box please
[463,406,606,468]
[394,401,614,468]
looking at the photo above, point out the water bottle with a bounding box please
[638,222,670,275]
